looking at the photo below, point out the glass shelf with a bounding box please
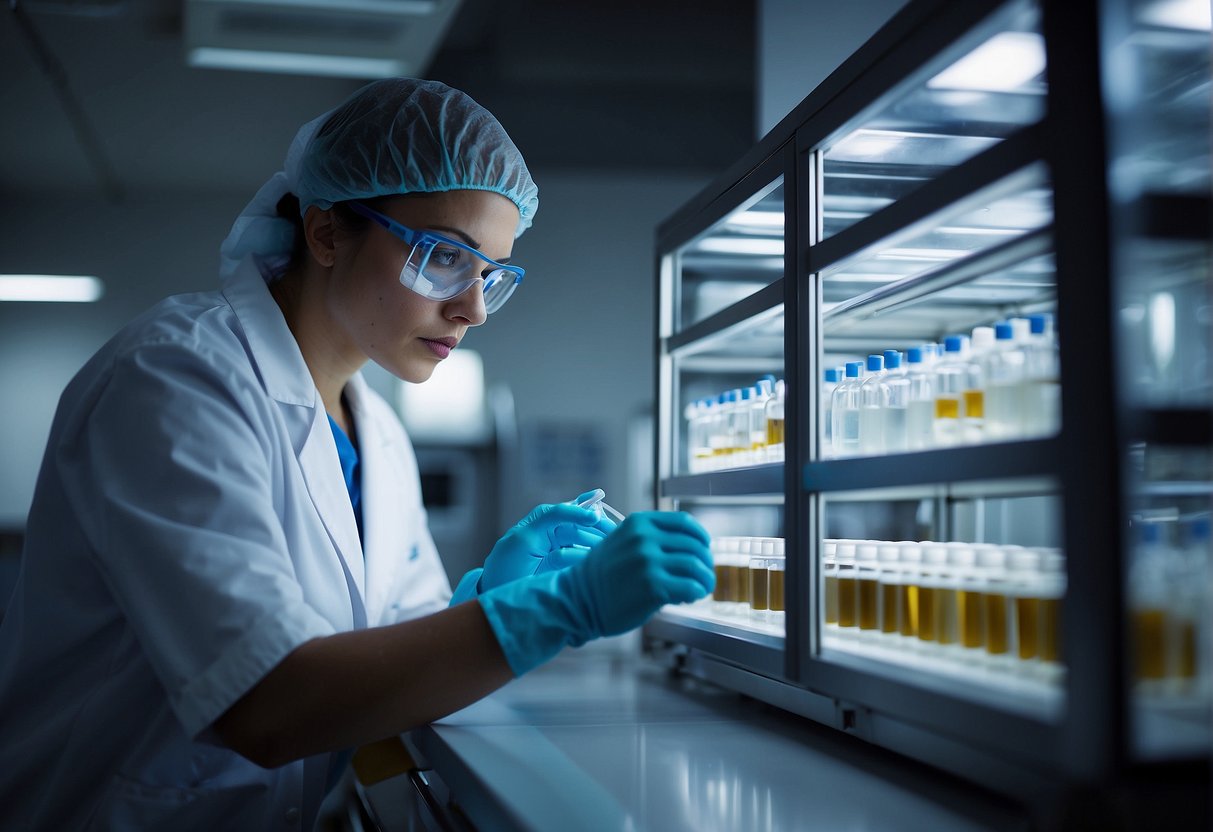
[821,0,1045,238]
[676,178,785,332]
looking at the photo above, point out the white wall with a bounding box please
[758,0,912,138]
[0,173,707,531]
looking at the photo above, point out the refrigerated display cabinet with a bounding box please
[646,0,1210,824]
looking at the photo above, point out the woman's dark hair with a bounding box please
[274,192,376,271]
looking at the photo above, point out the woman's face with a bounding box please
[325,190,520,383]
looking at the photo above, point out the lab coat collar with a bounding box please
[342,374,392,624]
[221,256,316,408]
[222,256,368,620]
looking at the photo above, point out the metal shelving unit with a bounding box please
[647,0,1209,824]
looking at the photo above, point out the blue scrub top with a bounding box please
[327,414,363,547]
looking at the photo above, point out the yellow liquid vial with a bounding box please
[750,567,769,611]
[766,419,785,446]
[1040,598,1063,663]
[769,570,785,612]
[1179,620,1197,679]
[1133,609,1167,680]
[1015,597,1039,660]
[825,575,839,625]
[963,389,984,419]
[899,584,919,637]
[858,579,879,630]
[713,565,729,602]
[918,586,937,641]
[880,584,899,634]
[959,590,985,649]
[985,594,1009,655]
[838,577,857,627]
[751,441,766,451]
[935,397,960,420]
[936,587,958,646]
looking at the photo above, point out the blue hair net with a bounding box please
[220,79,538,281]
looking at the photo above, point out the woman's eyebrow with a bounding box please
[428,225,481,250]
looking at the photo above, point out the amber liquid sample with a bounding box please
[985,594,1009,655]
[917,586,937,641]
[1040,598,1063,663]
[713,565,729,602]
[963,389,984,419]
[858,579,879,630]
[935,398,960,420]
[959,590,985,649]
[936,587,958,645]
[1133,609,1167,680]
[769,570,785,611]
[899,584,918,637]
[838,577,857,627]
[825,575,839,625]
[1015,597,1039,660]
[1179,620,1197,679]
[766,419,785,446]
[880,584,899,634]
[750,567,770,611]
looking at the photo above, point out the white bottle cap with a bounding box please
[971,326,995,352]
[877,542,901,563]
[856,542,879,563]
[836,540,857,561]
[898,541,923,563]
[975,544,1006,570]
[774,538,786,557]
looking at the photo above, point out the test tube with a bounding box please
[856,542,881,635]
[768,554,786,629]
[897,542,921,640]
[877,542,901,637]
[950,543,984,652]
[836,541,858,632]
[823,540,839,631]
[977,545,1011,667]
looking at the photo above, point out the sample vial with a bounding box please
[765,380,786,462]
[984,322,1023,440]
[933,336,967,447]
[711,538,732,607]
[877,542,902,636]
[822,367,842,457]
[832,362,864,458]
[962,326,994,444]
[950,543,984,652]
[882,350,910,453]
[823,539,839,630]
[1006,547,1042,664]
[905,347,937,451]
[856,541,881,634]
[1038,550,1066,672]
[897,541,922,639]
[749,551,770,623]
[836,541,858,631]
[768,555,786,628]
[858,355,889,456]
[977,545,1012,666]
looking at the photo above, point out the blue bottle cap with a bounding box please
[866,354,884,372]
[1029,313,1051,335]
[845,361,862,378]
[944,335,964,353]
[1188,516,1211,543]
[741,387,754,400]
[995,322,1014,340]
[883,349,902,369]
[824,367,841,383]
[906,346,923,364]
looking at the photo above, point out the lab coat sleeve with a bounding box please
[58,341,337,739]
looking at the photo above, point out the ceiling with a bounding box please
[1,0,755,201]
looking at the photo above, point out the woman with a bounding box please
[0,79,714,830]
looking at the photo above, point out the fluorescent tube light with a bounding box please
[1140,0,1212,30]
[727,210,784,230]
[928,32,1046,92]
[188,47,406,78]
[0,274,104,302]
[695,238,784,256]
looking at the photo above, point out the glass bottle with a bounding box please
[831,361,864,458]
[905,346,936,451]
[858,355,889,456]
[882,350,910,453]
[984,322,1024,440]
[764,380,786,462]
[933,336,968,447]
[821,366,843,458]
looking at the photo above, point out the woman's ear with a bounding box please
[302,205,337,268]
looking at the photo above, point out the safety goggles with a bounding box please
[348,201,524,313]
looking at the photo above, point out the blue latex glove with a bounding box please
[477,511,714,675]
[450,501,616,606]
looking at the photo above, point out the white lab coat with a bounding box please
[0,257,452,830]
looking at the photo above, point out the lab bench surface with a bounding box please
[368,645,1033,832]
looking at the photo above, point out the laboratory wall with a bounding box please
[0,172,706,542]
[758,0,912,137]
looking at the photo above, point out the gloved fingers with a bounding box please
[655,553,716,590]
[550,522,610,549]
[570,489,604,506]
[536,545,591,574]
[629,511,711,547]
[658,576,714,605]
[533,502,606,529]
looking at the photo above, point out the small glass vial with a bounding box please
[949,543,984,654]
[823,539,839,632]
[835,540,858,634]
[897,541,922,640]
[976,544,1012,670]
[768,554,786,632]
[765,380,786,463]
[1037,549,1066,683]
[856,541,881,637]
[1006,547,1042,669]
[749,550,770,625]
[877,542,902,639]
